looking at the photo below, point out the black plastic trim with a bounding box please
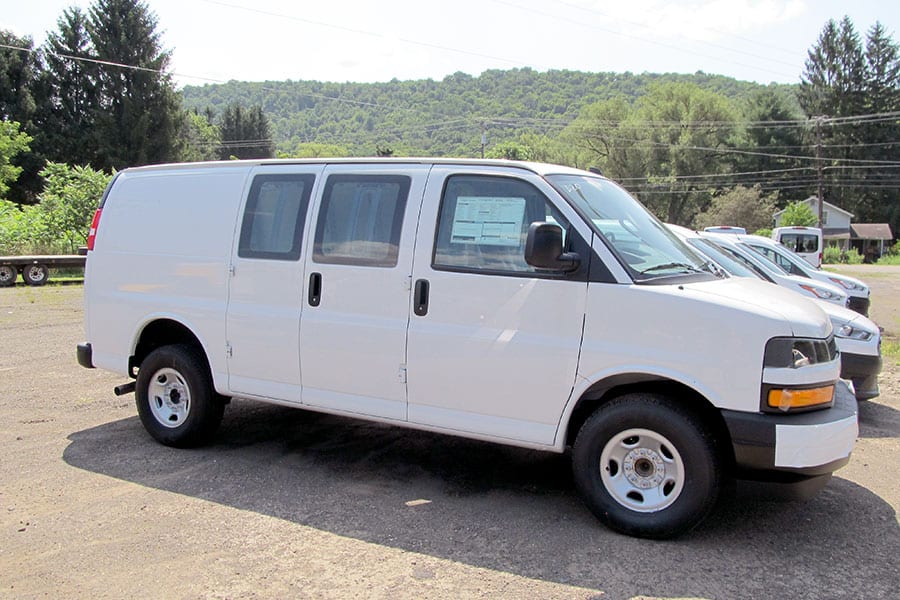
[76,343,94,369]
[847,296,870,316]
[840,351,882,380]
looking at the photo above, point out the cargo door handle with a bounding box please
[308,272,322,306]
[413,279,429,316]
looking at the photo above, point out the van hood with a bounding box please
[678,277,832,339]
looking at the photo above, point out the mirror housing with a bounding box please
[525,222,580,272]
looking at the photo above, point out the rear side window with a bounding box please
[433,175,568,274]
[238,174,315,260]
[313,174,410,267]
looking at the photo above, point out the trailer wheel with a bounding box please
[0,265,16,287]
[22,264,49,286]
[572,393,721,539]
[135,344,224,448]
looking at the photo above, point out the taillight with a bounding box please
[87,209,102,251]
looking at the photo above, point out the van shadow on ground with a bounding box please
[63,400,900,599]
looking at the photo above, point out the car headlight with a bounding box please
[764,336,839,369]
[763,336,839,412]
[799,284,841,301]
[837,323,874,341]
[829,277,865,292]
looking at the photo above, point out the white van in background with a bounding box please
[668,225,881,401]
[739,234,870,316]
[772,226,823,268]
[77,158,857,539]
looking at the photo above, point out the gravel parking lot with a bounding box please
[1,268,898,599]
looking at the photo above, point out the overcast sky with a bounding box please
[3,0,898,88]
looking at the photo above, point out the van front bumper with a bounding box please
[841,351,881,400]
[722,381,857,480]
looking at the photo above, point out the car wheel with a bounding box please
[572,393,721,539]
[22,264,49,286]
[135,344,225,448]
[0,265,16,287]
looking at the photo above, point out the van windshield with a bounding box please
[547,175,714,282]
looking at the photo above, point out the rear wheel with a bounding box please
[22,264,49,286]
[0,265,16,287]
[135,344,225,447]
[572,393,721,539]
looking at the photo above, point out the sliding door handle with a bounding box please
[413,279,429,316]
[308,272,322,306]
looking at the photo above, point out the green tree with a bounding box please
[694,186,777,233]
[799,16,867,119]
[0,31,38,126]
[88,0,183,169]
[0,31,45,204]
[779,201,818,226]
[799,16,900,235]
[35,162,111,253]
[485,140,532,160]
[0,120,32,198]
[34,7,99,168]
[218,103,274,159]
[280,142,350,158]
[569,83,740,224]
[176,110,221,162]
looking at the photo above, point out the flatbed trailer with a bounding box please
[0,254,86,286]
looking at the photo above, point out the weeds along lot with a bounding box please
[0,276,898,599]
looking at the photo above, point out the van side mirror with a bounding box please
[525,222,580,272]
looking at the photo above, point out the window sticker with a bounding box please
[450,196,526,247]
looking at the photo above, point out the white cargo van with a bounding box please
[772,226,823,268]
[77,159,857,539]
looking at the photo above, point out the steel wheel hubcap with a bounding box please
[600,428,684,512]
[147,368,191,428]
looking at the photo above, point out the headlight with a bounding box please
[799,284,841,301]
[763,336,838,412]
[764,336,839,369]
[837,323,873,341]
[829,277,865,292]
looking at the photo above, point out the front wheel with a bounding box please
[135,344,225,448]
[572,393,721,539]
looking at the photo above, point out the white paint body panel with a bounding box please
[775,416,858,468]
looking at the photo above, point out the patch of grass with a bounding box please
[882,337,900,367]
[876,254,900,266]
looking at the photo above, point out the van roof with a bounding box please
[119,157,595,178]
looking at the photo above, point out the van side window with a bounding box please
[238,174,315,260]
[313,174,410,267]
[433,175,568,274]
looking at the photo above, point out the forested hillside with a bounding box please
[181,68,787,157]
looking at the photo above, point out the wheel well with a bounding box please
[564,377,734,469]
[130,319,205,377]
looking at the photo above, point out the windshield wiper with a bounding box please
[639,262,704,275]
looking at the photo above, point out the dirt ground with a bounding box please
[0,268,898,599]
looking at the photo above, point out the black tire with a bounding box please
[572,393,721,539]
[135,344,225,448]
[0,265,16,287]
[22,264,49,286]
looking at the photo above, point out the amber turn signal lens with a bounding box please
[768,386,834,411]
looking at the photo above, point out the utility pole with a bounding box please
[481,122,486,159]
[815,116,825,229]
